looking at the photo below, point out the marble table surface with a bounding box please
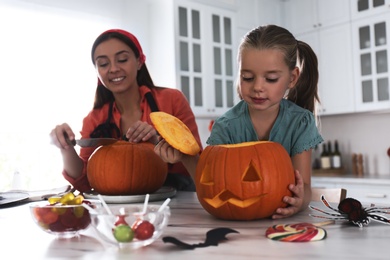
[1,191,389,260]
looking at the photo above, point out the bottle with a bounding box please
[312,145,321,169]
[332,140,342,168]
[357,153,364,177]
[327,141,333,167]
[320,143,331,169]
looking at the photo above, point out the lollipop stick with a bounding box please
[158,198,171,212]
[82,203,98,214]
[142,194,150,214]
[313,220,335,227]
[98,194,113,215]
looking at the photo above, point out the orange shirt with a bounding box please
[63,85,202,192]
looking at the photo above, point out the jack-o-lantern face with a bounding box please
[195,141,295,220]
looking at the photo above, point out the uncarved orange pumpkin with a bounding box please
[87,141,168,195]
[195,141,295,220]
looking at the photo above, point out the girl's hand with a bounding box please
[154,139,183,164]
[50,123,75,150]
[125,120,158,144]
[271,170,304,219]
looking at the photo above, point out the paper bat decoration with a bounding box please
[162,227,239,250]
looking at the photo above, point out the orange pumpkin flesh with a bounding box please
[150,111,200,155]
[195,141,295,220]
[87,141,168,195]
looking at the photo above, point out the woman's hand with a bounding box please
[271,170,305,219]
[125,120,158,144]
[50,123,75,150]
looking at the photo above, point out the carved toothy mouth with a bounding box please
[203,189,267,208]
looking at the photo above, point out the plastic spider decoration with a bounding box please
[309,195,390,228]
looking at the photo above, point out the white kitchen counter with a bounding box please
[312,175,390,205]
[1,191,390,259]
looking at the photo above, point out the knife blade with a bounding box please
[63,131,119,147]
[64,134,118,147]
[73,138,118,147]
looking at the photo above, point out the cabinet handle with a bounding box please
[366,193,387,198]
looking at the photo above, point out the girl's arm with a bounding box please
[154,140,199,180]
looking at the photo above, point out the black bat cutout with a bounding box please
[163,227,239,250]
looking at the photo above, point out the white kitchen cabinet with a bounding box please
[282,0,351,35]
[351,0,390,20]
[312,176,390,206]
[282,0,354,115]
[299,24,355,115]
[352,13,390,112]
[149,0,238,118]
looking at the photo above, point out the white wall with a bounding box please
[319,112,390,177]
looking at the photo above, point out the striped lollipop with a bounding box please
[265,221,334,242]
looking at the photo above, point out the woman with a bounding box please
[50,29,202,192]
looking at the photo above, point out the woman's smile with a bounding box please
[110,76,125,83]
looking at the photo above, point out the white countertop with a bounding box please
[312,175,390,186]
[1,192,390,259]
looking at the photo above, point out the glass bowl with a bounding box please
[29,200,101,238]
[90,204,171,249]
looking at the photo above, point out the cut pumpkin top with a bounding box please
[150,111,201,155]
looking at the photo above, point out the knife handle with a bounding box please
[64,132,76,146]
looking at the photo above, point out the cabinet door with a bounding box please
[317,0,351,28]
[283,0,317,35]
[208,11,237,116]
[318,24,355,115]
[352,14,390,111]
[175,2,237,117]
[299,25,355,115]
[351,0,390,20]
[283,0,350,35]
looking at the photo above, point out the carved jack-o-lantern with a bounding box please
[195,141,295,220]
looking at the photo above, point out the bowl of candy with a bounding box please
[90,201,171,249]
[29,192,101,238]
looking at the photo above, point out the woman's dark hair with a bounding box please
[90,31,155,109]
[238,24,320,114]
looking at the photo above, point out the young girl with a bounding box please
[50,29,202,192]
[156,24,323,219]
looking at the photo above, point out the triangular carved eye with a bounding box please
[200,161,214,185]
[242,160,262,182]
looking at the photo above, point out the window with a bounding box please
[0,3,117,191]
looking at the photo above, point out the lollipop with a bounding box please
[265,221,333,242]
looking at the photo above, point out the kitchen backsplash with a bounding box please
[195,111,390,177]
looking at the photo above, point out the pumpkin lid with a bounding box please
[150,112,200,155]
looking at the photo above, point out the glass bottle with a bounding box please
[332,140,342,168]
[320,143,331,169]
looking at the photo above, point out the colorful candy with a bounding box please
[33,192,92,233]
[112,217,155,243]
[113,224,135,242]
[265,222,327,242]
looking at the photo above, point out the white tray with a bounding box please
[83,186,176,204]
